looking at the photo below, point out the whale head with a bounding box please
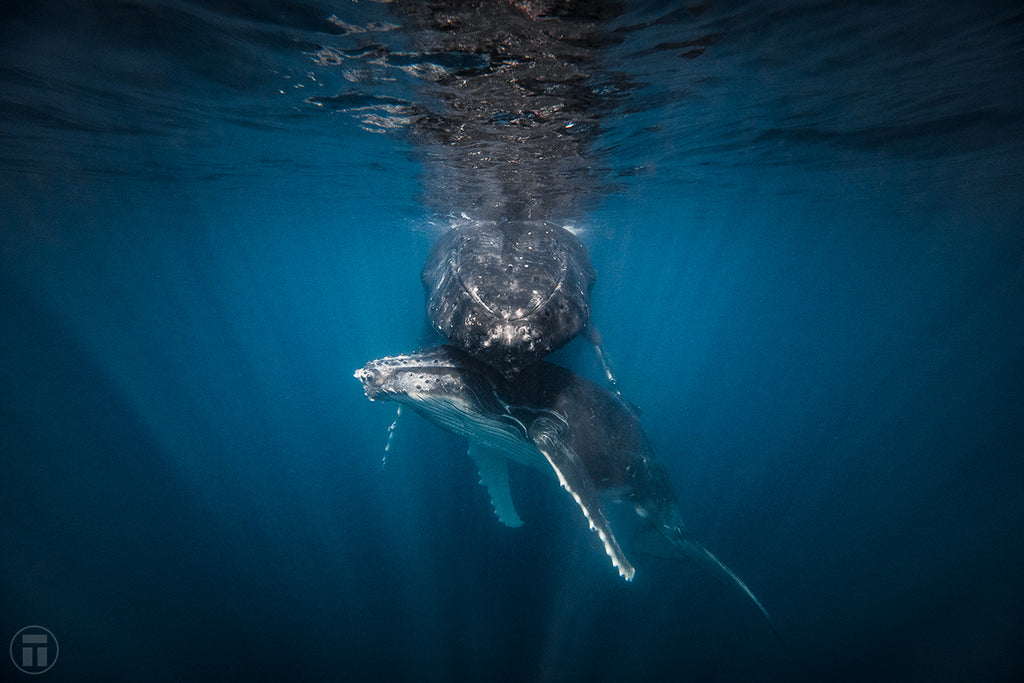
[354,346,521,443]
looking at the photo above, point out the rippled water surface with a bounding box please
[3,2,1023,680]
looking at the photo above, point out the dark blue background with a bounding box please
[3,2,1023,680]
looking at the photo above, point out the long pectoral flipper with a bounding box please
[582,324,621,397]
[469,444,524,527]
[530,419,635,581]
[689,537,782,644]
[659,521,782,643]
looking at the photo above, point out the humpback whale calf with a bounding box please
[355,346,779,638]
[422,219,596,379]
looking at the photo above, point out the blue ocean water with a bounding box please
[2,1,1023,681]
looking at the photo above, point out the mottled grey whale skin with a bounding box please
[422,220,595,379]
[354,345,779,639]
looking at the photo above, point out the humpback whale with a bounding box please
[422,219,595,378]
[355,346,779,638]
[382,1,625,378]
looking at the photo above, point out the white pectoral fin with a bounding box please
[469,445,523,528]
[530,422,636,581]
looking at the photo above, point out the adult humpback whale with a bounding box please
[421,219,595,378]
[355,346,779,638]
[384,1,625,377]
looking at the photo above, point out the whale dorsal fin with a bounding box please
[529,419,636,581]
[468,444,523,527]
